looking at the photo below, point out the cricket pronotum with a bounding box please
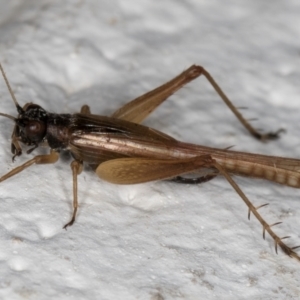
[0,62,299,261]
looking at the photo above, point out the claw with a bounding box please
[260,128,286,141]
[63,217,75,230]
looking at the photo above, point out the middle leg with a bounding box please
[63,159,83,229]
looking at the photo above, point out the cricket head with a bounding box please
[0,63,48,160]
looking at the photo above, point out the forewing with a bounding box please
[96,157,208,184]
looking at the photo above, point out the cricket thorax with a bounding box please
[46,113,72,150]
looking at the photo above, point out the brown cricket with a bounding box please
[0,63,299,261]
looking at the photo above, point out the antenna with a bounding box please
[0,62,24,114]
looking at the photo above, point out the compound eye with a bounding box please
[24,120,46,142]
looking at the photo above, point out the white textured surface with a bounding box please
[0,1,300,299]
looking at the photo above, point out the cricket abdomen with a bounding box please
[217,157,300,188]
